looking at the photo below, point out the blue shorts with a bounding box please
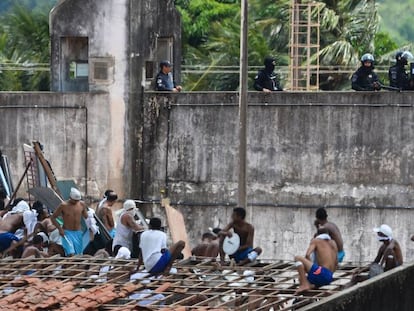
[337,250,345,263]
[150,250,172,274]
[62,230,83,256]
[307,264,333,287]
[109,228,116,239]
[0,232,20,252]
[231,247,253,263]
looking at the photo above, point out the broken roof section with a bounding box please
[0,256,367,310]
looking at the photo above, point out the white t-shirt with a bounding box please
[139,230,167,271]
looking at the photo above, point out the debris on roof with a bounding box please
[0,256,368,310]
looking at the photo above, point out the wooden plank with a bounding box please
[162,198,192,258]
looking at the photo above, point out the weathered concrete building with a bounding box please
[2,0,414,266]
[49,0,181,196]
[140,92,414,263]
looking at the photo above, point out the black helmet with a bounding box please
[159,60,172,69]
[264,56,276,66]
[361,53,374,63]
[396,51,413,65]
[264,56,276,71]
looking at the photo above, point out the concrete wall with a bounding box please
[50,0,182,196]
[301,261,414,311]
[140,92,414,263]
[0,92,111,198]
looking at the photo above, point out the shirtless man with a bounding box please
[373,224,403,271]
[96,191,117,238]
[21,234,49,258]
[33,202,62,245]
[192,231,220,258]
[51,188,88,256]
[315,208,345,263]
[294,228,338,294]
[219,207,262,265]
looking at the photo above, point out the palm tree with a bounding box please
[0,4,51,91]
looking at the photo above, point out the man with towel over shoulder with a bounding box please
[51,188,88,256]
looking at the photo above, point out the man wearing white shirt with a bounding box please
[139,218,185,274]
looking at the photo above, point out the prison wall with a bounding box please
[141,92,414,263]
[0,92,110,198]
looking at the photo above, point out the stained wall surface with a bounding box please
[0,92,110,198]
[141,92,414,262]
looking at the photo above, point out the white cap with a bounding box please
[123,200,136,211]
[115,247,131,259]
[374,224,393,238]
[69,188,81,201]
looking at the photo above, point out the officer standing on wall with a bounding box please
[388,51,414,90]
[351,53,381,91]
[155,60,182,92]
[254,56,283,93]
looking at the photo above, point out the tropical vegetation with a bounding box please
[0,0,411,91]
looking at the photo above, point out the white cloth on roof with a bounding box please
[85,208,99,235]
[23,209,38,236]
[115,246,131,259]
[11,200,30,214]
[49,228,62,245]
[139,229,167,272]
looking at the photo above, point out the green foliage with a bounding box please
[0,2,54,91]
[374,32,398,57]
[377,0,414,45]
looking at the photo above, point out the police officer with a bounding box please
[388,51,413,90]
[254,57,283,93]
[351,53,381,91]
[155,60,182,92]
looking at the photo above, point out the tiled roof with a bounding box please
[0,256,367,310]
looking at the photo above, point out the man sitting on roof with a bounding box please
[51,188,88,256]
[218,207,262,266]
[22,233,49,258]
[314,207,345,263]
[139,217,185,274]
[294,228,338,294]
[192,229,221,258]
[373,224,403,272]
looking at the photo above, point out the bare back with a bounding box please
[97,206,114,230]
[233,221,254,248]
[323,222,343,252]
[58,201,87,231]
[0,214,23,233]
[314,239,337,272]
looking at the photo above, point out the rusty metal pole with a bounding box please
[238,0,248,212]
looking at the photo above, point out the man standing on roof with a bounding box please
[373,224,403,272]
[315,207,345,263]
[294,227,338,294]
[112,200,144,256]
[96,190,117,238]
[254,56,283,93]
[218,207,262,266]
[139,217,185,274]
[351,53,381,91]
[155,60,182,92]
[51,188,88,256]
[389,51,414,90]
